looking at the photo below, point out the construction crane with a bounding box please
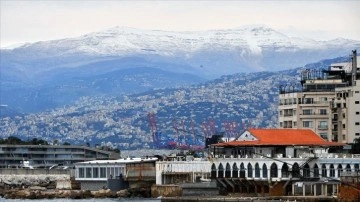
[223,120,239,139]
[173,118,205,150]
[147,112,158,148]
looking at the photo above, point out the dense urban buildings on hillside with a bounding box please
[278,50,360,143]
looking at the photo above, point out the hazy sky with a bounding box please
[1,1,360,48]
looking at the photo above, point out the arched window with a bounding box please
[211,163,217,179]
[355,164,359,172]
[303,163,310,178]
[232,163,239,178]
[281,163,289,178]
[337,164,343,177]
[292,163,300,178]
[240,163,245,178]
[270,163,278,178]
[262,164,268,178]
[225,163,231,178]
[218,163,224,178]
[345,164,351,172]
[313,164,319,178]
[330,164,335,177]
[322,164,327,177]
[255,163,260,178]
[247,163,253,178]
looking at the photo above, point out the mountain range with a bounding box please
[1,25,359,113]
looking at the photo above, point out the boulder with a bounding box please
[117,189,129,197]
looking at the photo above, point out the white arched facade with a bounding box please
[211,158,360,181]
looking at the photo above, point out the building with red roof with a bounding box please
[208,128,359,199]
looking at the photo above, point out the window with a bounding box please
[100,167,106,178]
[355,91,359,94]
[303,109,312,115]
[293,110,296,116]
[343,135,346,140]
[280,110,283,115]
[86,167,92,178]
[79,168,84,178]
[293,122,297,127]
[319,133,327,140]
[356,133,360,136]
[320,97,327,102]
[319,109,327,115]
[356,112,360,115]
[247,163,253,178]
[330,164,335,177]
[304,98,313,104]
[343,124,346,129]
[356,122,360,125]
[280,122,283,127]
[93,168,99,178]
[303,121,313,128]
[355,101,360,104]
[322,164,327,177]
[319,121,328,129]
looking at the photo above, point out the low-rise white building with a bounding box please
[74,157,157,190]
[156,158,211,185]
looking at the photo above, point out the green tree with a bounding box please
[350,138,360,154]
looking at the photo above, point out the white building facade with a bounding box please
[156,159,211,185]
[279,51,360,143]
[209,129,360,197]
[332,80,360,143]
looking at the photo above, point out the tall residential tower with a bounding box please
[278,50,360,143]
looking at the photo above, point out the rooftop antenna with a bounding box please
[352,50,357,86]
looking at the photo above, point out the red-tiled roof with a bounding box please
[213,129,344,147]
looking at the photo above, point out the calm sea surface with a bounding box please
[0,198,160,202]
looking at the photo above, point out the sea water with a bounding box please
[0,198,161,202]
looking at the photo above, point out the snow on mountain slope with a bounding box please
[6,25,353,57]
[1,25,360,80]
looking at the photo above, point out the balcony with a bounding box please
[318,125,329,130]
[284,114,294,117]
[300,113,329,118]
[299,101,329,106]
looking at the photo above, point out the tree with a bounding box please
[350,138,360,154]
[7,136,23,145]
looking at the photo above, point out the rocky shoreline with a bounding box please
[0,174,151,199]
[0,188,131,199]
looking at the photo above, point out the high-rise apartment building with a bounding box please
[278,50,360,143]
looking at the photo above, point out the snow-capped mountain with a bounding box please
[2,25,360,77]
[1,25,359,112]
